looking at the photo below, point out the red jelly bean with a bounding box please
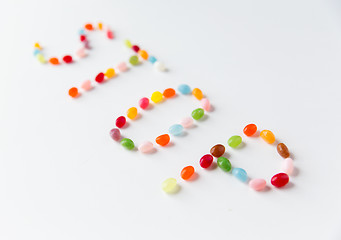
[63,55,73,63]
[200,154,213,168]
[271,173,289,188]
[132,45,140,53]
[115,116,126,128]
[107,30,114,39]
[243,123,257,137]
[95,72,105,83]
[80,35,87,42]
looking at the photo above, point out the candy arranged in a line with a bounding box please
[138,141,154,153]
[180,117,193,128]
[277,143,290,158]
[232,168,248,182]
[249,179,267,191]
[169,124,184,136]
[210,144,225,158]
[139,97,150,109]
[127,107,138,120]
[192,108,205,120]
[271,173,289,188]
[162,178,177,193]
[260,130,275,144]
[163,88,176,98]
[181,166,195,180]
[217,157,232,172]
[228,135,242,148]
[281,158,294,175]
[121,138,135,150]
[201,98,211,111]
[156,134,170,146]
[200,154,213,168]
[116,116,126,128]
[151,91,163,103]
[178,84,191,94]
[243,123,257,136]
[192,88,203,100]
[109,128,121,141]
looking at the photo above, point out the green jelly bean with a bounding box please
[121,138,135,150]
[217,157,232,172]
[191,108,204,120]
[129,55,139,65]
[228,135,242,148]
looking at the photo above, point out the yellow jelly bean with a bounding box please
[36,53,46,64]
[192,88,203,100]
[260,130,275,144]
[162,178,177,193]
[105,68,115,78]
[124,39,132,48]
[98,22,103,30]
[34,42,42,50]
[127,107,138,120]
[151,91,163,103]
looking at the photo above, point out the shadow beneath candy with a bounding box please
[282,182,294,189]
[206,162,217,171]
[207,105,215,112]
[145,104,154,110]
[261,186,272,192]
[133,113,142,121]
[250,130,260,138]
[121,122,130,129]
[222,152,230,159]
[163,142,175,148]
[235,142,246,150]
[177,131,188,137]
[167,184,181,194]
[197,114,209,122]
[187,172,199,182]
[143,147,157,154]
[291,167,299,177]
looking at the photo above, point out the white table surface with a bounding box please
[1,0,341,239]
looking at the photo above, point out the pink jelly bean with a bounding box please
[180,117,193,128]
[117,62,128,72]
[138,141,154,153]
[109,128,121,141]
[76,47,87,58]
[281,158,294,175]
[81,80,92,91]
[139,97,149,109]
[201,98,211,111]
[107,30,114,39]
[249,179,267,191]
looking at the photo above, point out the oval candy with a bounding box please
[191,108,204,120]
[199,154,213,168]
[217,157,232,172]
[277,143,290,158]
[210,144,225,158]
[260,130,275,144]
[169,124,184,136]
[120,138,135,150]
[228,135,242,148]
[181,166,195,180]
[162,178,177,193]
[232,168,248,182]
[138,141,154,153]
[155,134,170,146]
[271,173,289,188]
[243,123,257,137]
[249,179,267,191]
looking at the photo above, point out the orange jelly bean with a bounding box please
[49,57,59,65]
[192,88,203,100]
[181,166,195,180]
[163,88,176,98]
[155,134,170,146]
[127,107,138,120]
[85,23,93,30]
[243,123,257,136]
[68,87,78,98]
[138,50,148,60]
[260,130,275,144]
[98,22,103,30]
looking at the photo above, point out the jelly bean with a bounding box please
[271,173,289,188]
[105,68,115,78]
[148,56,157,64]
[199,154,213,168]
[107,30,114,39]
[162,178,177,193]
[36,53,46,63]
[232,168,248,182]
[277,143,290,158]
[79,29,86,35]
[81,80,92,91]
[127,107,138,120]
[109,128,121,141]
[228,135,242,148]
[138,50,148,60]
[132,45,140,52]
[138,141,154,153]
[34,42,42,50]
[62,55,73,63]
[217,157,231,172]
[49,57,59,65]
[178,84,191,94]
[169,124,184,136]
[33,49,41,56]
[129,55,139,65]
[76,47,87,58]
[201,98,211,111]
[281,158,294,175]
[139,97,150,109]
[249,179,266,191]
[95,72,105,83]
[210,144,225,158]
[191,108,204,120]
[98,22,103,30]
[85,23,93,30]
[115,116,126,128]
[154,61,166,71]
[192,88,203,100]
[151,91,163,103]
[180,117,193,128]
[260,130,275,144]
[155,134,170,146]
[124,39,132,48]
[68,87,79,98]
[120,138,135,150]
[181,166,195,180]
[243,123,257,137]
[163,88,176,98]
[80,35,86,42]
[117,62,128,72]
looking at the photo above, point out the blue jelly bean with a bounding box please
[169,124,184,136]
[178,84,191,94]
[79,28,86,35]
[33,49,41,56]
[148,56,157,64]
[232,168,248,182]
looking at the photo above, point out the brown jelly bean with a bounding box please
[277,143,290,158]
[210,144,225,158]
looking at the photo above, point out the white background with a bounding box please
[1,0,341,239]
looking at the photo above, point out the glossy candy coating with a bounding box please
[68,87,78,98]
[217,157,231,172]
[199,154,213,168]
[80,35,86,42]
[115,116,126,128]
[243,124,257,137]
[62,55,72,63]
[138,141,154,153]
[178,84,191,94]
[210,144,225,158]
[201,98,211,111]
[192,88,203,100]
[85,23,93,30]
[180,117,193,128]
[162,178,177,193]
[169,124,184,136]
[249,179,267,191]
[277,143,290,158]
[281,158,294,175]
[151,91,163,103]
[124,40,132,48]
[163,88,176,98]
[139,97,149,109]
[109,128,121,141]
[127,107,138,120]
[271,173,289,188]
[260,130,275,144]
[155,134,170,146]
[228,135,242,148]
[132,45,140,52]
[232,168,248,182]
[138,50,148,60]
[181,166,195,180]
[129,55,139,65]
[49,57,59,65]
[191,108,204,120]
[81,80,92,91]
[148,56,157,64]
[117,62,128,72]
[120,138,135,150]
[95,72,105,83]
[105,68,115,78]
